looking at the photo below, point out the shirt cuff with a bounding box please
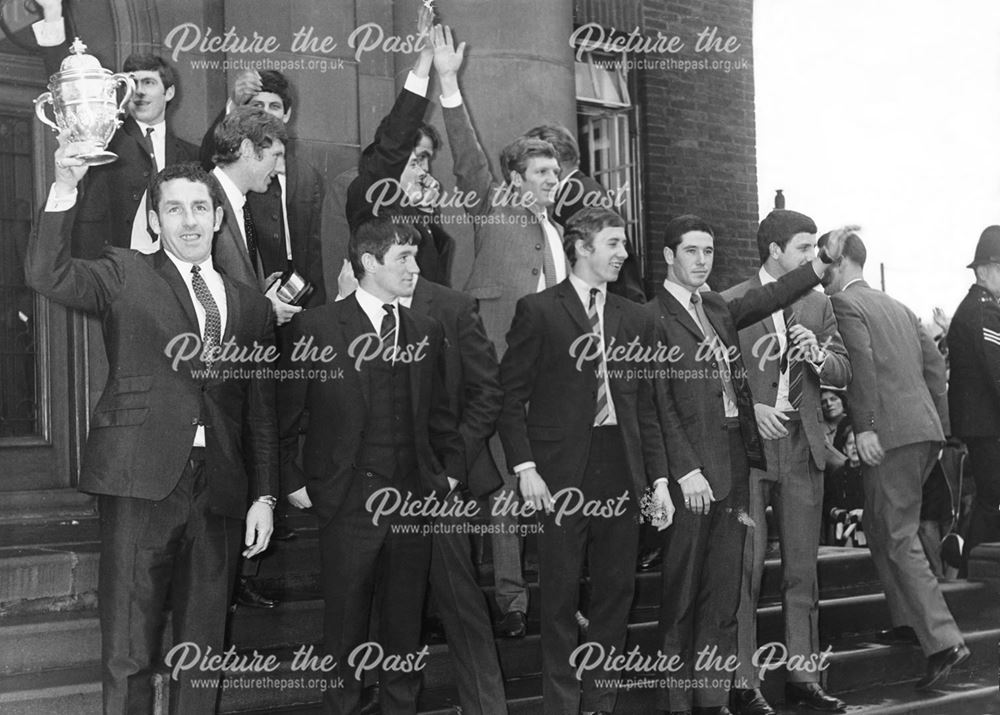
[32,18,66,47]
[45,184,78,212]
[404,71,429,98]
[512,461,535,474]
[440,90,464,108]
[676,469,700,484]
[653,477,669,488]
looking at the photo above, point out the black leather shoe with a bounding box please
[234,577,278,609]
[875,625,919,644]
[784,682,846,712]
[494,610,526,638]
[916,643,970,690]
[731,688,775,715]
[638,546,663,570]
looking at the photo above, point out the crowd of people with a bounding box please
[21,4,1000,715]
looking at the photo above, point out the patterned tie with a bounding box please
[191,265,221,363]
[380,303,397,354]
[782,307,804,409]
[689,292,739,408]
[540,214,558,289]
[588,288,610,426]
[243,204,260,277]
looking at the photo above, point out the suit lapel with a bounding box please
[604,294,622,348]
[400,308,424,423]
[153,251,199,334]
[659,290,703,342]
[221,279,240,343]
[410,277,433,315]
[557,280,592,336]
[342,296,372,408]
[219,194,258,284]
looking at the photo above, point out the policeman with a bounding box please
[947,225,1000,572]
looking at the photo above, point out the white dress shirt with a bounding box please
[354,286,400,356]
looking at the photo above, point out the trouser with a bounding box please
[98,448,242,715]
[861,441,963,656]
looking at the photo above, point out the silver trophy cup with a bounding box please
[34,37,134,166]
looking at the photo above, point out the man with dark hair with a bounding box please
[722,210,850,715]
[646,214,849,714]
[948,226,1000,573]
[31,1,199,257]
[525,124,646,303]
[499,206,673,714]
[27,139,277,714]
[342,8,455,287]
[209,108,293,322]
[199,69,327,306]
[278,215,464,714]
[824,232,968,690]
[433,26,565,636]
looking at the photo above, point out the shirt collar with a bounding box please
[841,277,864,292]
[164,248,216,277]
[355,285,398,322]
[759,265,778,285]
[135,119,166,135]
[663,277,698,308]
[212,166,245,212]
[568,271,605,308]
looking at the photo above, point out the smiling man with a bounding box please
[498,207,673,715]
[208,108,294,324]
[645,215,850,715]
[25,139,277,714]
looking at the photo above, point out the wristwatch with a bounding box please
[254,495,277,509]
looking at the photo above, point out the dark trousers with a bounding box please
[965,437,1000,570]
[656,425,748,712]
[429,491,509,715]
[319,471,430,715]
[537,426,639,715]
[97,449,242,715]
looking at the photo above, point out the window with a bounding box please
[575,46,644,275]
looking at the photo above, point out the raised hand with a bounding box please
[232,70,262,106]
[53,131,93,190]
[431,24,466,77]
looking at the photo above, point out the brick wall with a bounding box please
[638,0,759,292]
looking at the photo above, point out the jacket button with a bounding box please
[532,268,539,275]
[716,390,723,397]
[365,471,375,478]
[535,243,542,250]
[771,382,778,388]
[190,418,199,425]
[271,214,279,220]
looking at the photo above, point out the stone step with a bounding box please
[0,544,99,617]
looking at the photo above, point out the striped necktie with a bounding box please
[243,204,260,277]
[781,307,803,409]
[588,288,610,426]
[380,303,397,353]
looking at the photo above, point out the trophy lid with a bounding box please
[59,38,103,72]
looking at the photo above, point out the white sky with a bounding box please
[754,0,1000,322]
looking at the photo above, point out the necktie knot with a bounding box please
[589,287,600,309]
[690,292,701,306]
[382,303,394,318]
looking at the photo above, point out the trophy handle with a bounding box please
[111,73,135,118]
[33,92,59,132]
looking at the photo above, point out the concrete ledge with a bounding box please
[0,546,99,616]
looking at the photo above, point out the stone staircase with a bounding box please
[1,500,998,714]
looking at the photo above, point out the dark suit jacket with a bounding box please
[277,294,465,524]
[947,284,1000,438]
[25,206,277,519]
[345,88,454,285]
[831,280,948,449]
[644,263,822,500]
[200,112,327,304]
[551,170,646,303]
[442,101,568,357]
[498,280,669,500]
[212,189,265,292]
[722,273,851,468]
[72,117,199,258]
[410,278,503,498]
